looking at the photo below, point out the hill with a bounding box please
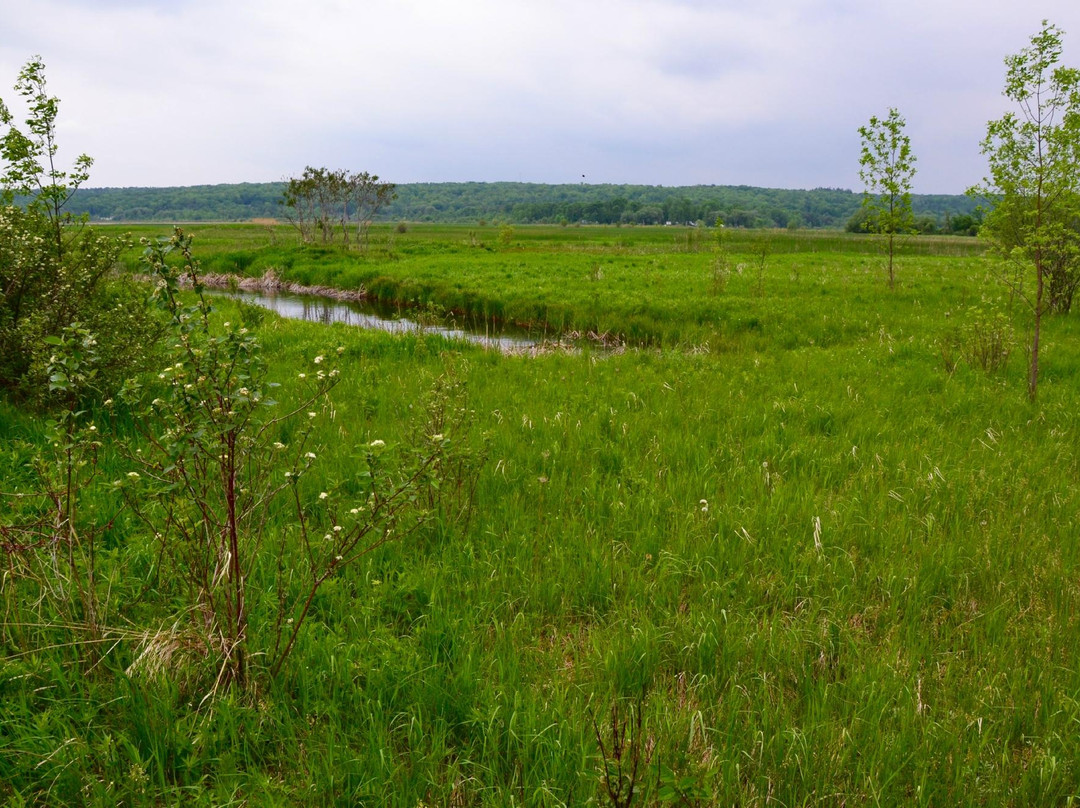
[70,181,980,231]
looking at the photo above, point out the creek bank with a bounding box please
[194,269,369,303]
[189,270,625,354]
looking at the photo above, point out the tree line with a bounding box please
[61,180,981,231]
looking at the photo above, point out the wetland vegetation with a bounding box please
[4,29,1080,804]
[4,219,1080,805]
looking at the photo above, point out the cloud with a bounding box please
[1,0,1079,192]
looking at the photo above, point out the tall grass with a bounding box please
[118,223,989,347]
[3,225,1078,804]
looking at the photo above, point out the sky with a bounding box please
[2,0,1080,194]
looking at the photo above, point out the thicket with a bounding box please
[0,57,162,403]
[2,233,483,692]
[280,166,396,248]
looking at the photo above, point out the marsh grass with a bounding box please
[115,224,989,349]
[3,225,1079,804]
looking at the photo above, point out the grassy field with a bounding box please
[4,224,1080,805]
[120,223,986,346]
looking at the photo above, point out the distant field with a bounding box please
[6,223,1080,805]
[121,221,985,256]
[122,223,987,346]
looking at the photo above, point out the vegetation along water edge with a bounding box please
[3,25,1080,805]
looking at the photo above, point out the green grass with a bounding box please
[4,225,1080,805]
[120,223,986,347]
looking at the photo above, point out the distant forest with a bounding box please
[68,181,982,233]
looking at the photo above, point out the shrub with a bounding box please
[0,57,162,404]
[2,229,487,696]
[938,307,1014,375]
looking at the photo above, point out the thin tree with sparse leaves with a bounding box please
[858,108,917,288]
[970,20,1080,401]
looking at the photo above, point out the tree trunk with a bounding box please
[887,232,895,288]
[1029,266,1043,401]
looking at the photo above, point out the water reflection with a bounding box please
[211,289,537,351]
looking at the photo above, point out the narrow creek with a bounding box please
[210,288,540,351]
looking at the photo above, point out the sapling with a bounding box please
[971,20,1080,399]
[858,108,917,288]
[116,229,483,689]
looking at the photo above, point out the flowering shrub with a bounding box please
[3,227,485,694]
[110,230,484,689]
[0,58,162,404]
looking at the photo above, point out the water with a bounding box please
[212,289,538,351]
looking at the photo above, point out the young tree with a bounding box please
[280,168,317,243]
[349,170,396,249]
[0,56,160,401]
[971,20,1080,401]
[858,108,917,287]
[0,56,92,256]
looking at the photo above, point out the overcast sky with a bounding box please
[2,0,1079,194]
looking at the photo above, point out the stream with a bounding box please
[210,289,539,351]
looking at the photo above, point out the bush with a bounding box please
[1,57,162,404]
[938,307,1014,374]
[0,205,162,403]
[1,229,487,697]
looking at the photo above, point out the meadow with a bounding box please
[3,223,1080,806]
[121,223,986,346]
